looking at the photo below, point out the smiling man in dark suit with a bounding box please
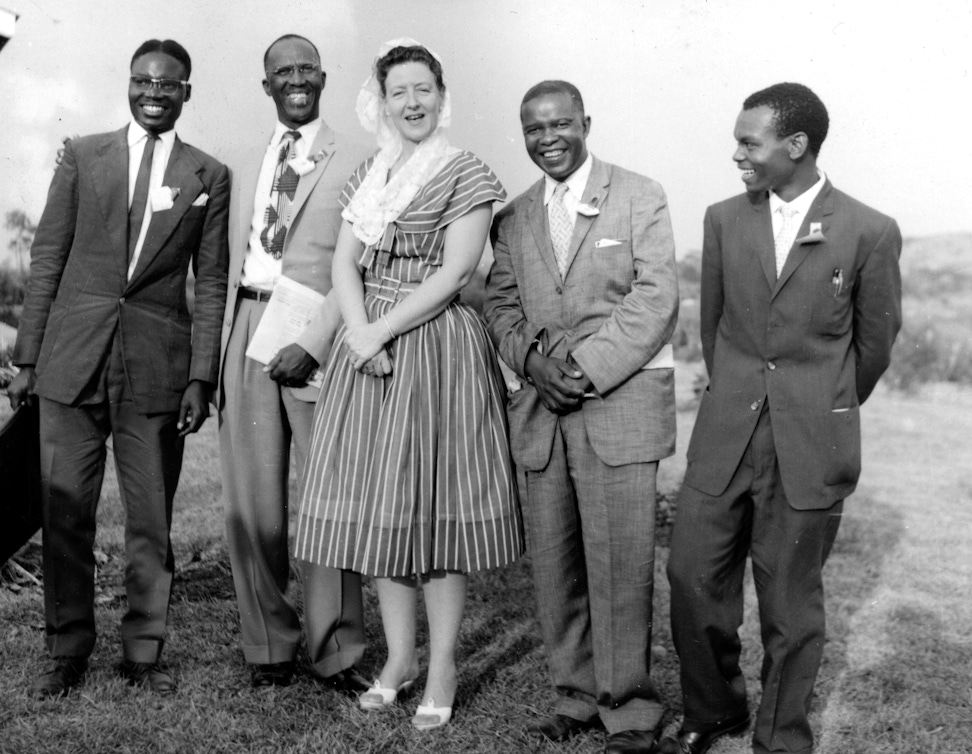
[485,80,678,754]
[8,39,228,698]
[660,83,902,754]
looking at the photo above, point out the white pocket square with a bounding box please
[150,186,179,212]
[192,193,209,207]
[595,238,624,249]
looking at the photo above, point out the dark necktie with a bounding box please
[129,133,159,262]
[261,130,301,259]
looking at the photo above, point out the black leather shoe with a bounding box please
[250,661,295,688]
[120,660,177,695]
[656,713,750,754]
[604,728,660,754]
[31,657,88,698]
[527,713,601,742]
[320,667,370,695]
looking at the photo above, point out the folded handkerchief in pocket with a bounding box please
[594,238,624,249]
[192,193,209,207]
[150,186,179,212]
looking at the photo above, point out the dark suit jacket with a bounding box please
[217,123,369,405]
[683,180,902,509]
[14,126,230,414]
[484,156,679,470]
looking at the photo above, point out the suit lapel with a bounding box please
[90,127,130,275]
[525,180,562,284]
[288,125,336,231]
[747,192,777,291]
[563,157,610,277]
[232,140,269,257]
[127,136,204,286]
[773,179,835,298]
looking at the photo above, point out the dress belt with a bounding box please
[237,286,273,303]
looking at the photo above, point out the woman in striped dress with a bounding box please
[293,40,522,729]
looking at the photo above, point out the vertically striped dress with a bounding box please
[294,150,523,578]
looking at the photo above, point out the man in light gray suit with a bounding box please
[484,80,678,754]
[218,34,370,691]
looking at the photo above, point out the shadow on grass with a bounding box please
[819,604,972,754]
[815,497,906,713]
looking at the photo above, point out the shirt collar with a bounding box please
[769,169,826,217]
[128,121,176,152]
[271,118,323,149]
[544,152,594,205]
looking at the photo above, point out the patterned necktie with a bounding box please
[774,204,798,277]
[548,182,572,278]
[128,133,158,262]
[261,130,301,259]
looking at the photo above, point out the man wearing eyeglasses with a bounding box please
[9,39,229,698]
[217,34,370,692]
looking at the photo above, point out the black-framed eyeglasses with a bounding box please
[130,76,189,95]
[266,63,321,79]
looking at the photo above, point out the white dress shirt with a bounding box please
[241,118,324,291]
[769,169,826,273]
[127,122,176,280]
[542,152,594,231]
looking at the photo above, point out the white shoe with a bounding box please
[412,698,453,730]
[358,678,415,710]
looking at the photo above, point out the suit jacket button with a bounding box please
[555,287,563,294]
[119,297,125,304]
[767,361,776,370]
[751,401,760,410]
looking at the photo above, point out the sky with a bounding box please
[0,0,970,261]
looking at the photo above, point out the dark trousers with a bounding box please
[38,345,183,663]
[667,406,842,754]
[525,412,663,735]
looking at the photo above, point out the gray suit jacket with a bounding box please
[217,123,370,405]
[683,180,902,509]
[484,156,678,470]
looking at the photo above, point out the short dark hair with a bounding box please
[743,82,829,156]
[375,45,445,96]
[521,80,585,117]
[131,39,191,79]
[263,34,321,71]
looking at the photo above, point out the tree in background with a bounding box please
[5,210,36,282]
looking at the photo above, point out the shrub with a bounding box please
[884,321,972,392]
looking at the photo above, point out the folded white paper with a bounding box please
[245,275,326,390]
[640,343,675,370]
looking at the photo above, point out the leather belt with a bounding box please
[238,286,273,303]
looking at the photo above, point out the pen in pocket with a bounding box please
[831,267,843,296]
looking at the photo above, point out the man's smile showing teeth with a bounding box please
[543,149,565,159]
[741,169,755,179]
[287,92,308,105]
[142,104,164,115]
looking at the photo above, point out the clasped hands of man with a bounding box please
[525,347,594,414]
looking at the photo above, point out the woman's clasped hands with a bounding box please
[344,321,394,377]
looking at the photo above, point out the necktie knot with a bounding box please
[553,182,569,200]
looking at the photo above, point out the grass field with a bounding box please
[1,370,970,754]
